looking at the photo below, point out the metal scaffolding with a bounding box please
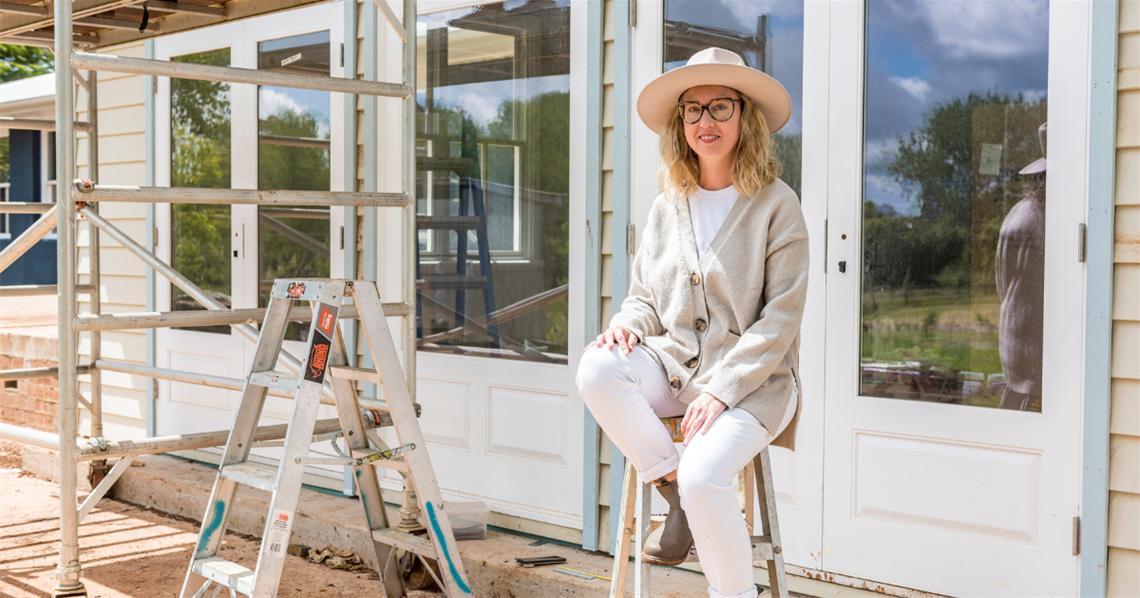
[0,1,420,595]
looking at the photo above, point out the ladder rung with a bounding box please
[417,275,487,290]
[750,534,776,562]
[370,458,409,473]
[416,215,480,230]
[192,556,255,595]
[249,370,298,392]
[220,462,278,493]
[372,527,435,557]
[328,365,382,383]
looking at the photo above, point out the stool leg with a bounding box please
[634,479,651,598]
[755,448,788,598]
[610,460,638,598]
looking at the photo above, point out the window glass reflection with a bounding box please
[663,0,803,196]
[416,0,571,362]
[860,0,1048,411]
[257,31,332,342]
[171,48,232,334]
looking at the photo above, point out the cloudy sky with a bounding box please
[864,0,1049,215]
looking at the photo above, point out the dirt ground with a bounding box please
[0,446,444,598]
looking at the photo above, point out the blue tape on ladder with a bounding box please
[425,501,472,594]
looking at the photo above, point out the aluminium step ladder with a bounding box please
[180,278,473,598]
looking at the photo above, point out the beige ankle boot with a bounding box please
[642,480,693,566]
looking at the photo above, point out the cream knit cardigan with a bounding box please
[610,179,809,450]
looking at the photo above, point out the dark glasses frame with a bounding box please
[676,98,742,124]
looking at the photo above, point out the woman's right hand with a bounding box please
[586,325,639,355]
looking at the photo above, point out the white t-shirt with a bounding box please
[688,185,740,259]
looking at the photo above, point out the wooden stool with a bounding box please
[609,417,789,598]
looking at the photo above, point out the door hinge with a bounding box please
[1078,223,1087,263]
[630,0,637,27]
[340,225,345,250]
[151,76,157,96]
[339,42,345,68]
[152,226,158,249]
[1072,516,1081,555]
[627,224,636,255]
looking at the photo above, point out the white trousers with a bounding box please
[577,345,797,598]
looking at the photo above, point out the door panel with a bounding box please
[821,1,1084,595]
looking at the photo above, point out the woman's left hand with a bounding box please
[681,392,727,446]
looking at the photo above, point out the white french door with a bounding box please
[821,1,1086,596]
[371,0,586,529]
[156,4,347,482]
[630,0,828,571]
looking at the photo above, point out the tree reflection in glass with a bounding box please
[171,48,232,334]
[860,0,1048,410]
[416,0,571,362]
[256,31,332,342]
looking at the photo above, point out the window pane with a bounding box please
[257,31,332,342]
[663,0,804,196]
[171,48,232,334]
[860,0,1048,411]
[416,0,571,362]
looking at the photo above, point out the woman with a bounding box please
[576,47,809,598]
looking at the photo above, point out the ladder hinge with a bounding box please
[626,224,635,255]
[630,0,637,27]
[1072,516,1081,555]
[1077,223,1087,263]
[340,42,345,68]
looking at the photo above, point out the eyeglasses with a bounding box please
[677,98,741,125]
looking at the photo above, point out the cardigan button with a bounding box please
[669,377,681,390]
[689,272,701,285]
[685,357,698,368]
[694,318,707,332]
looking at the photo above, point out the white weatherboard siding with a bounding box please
[75,42,150,442]
[1109,2,1140,596]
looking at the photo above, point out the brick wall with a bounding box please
[0,354,60,434]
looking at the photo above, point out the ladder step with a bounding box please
[372,527,436,557]
[220,461,278,493]
[249,370,299,391]
[750,534,776,562]
[416,215,481,230]
[328,365,382,384]
[417,275,487,290]
[191,556,255,595]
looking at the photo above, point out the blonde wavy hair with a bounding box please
[656,91,782,201]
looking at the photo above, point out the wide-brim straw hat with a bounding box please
[1020,122,1047,175]
[636,47,792,135]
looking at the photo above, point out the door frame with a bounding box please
[154,3,348,485]
[628,0,830,571]
[820,1,1089,595]
[373,0,588,529]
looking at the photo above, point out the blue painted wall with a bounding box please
[0,129,56,286]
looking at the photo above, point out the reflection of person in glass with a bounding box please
[576,48,808,598]
[996,122,1047,412]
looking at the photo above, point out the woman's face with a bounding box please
[679,85,742,167]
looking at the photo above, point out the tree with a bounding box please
[0,44,54,83]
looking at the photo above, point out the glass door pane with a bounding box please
[256,30,332,342]
[170,48,232,334]
[416,0,571,362]
[860,0,1049,410]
